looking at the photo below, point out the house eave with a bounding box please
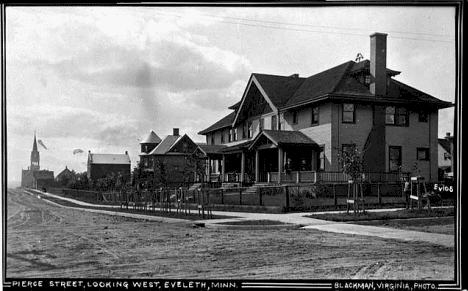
[279,93,454,111]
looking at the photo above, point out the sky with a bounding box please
[4,4,457,186]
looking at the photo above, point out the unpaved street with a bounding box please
[6,189,454,280]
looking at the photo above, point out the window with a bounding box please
[279,113,284,130]
[342,103,355,123]
[229,129,233,142]
[211,134,214,145]
[248,122,253,138]
[311,106,319,125]
[419,111,428,122]
[389,146,402,172]
[242,123,247,139]
[444,152,451,160]
[233,128,238,141]
[271,115,277,130]
[386,106,408,126]
[221,130,225,143]
[364,74,370,84]
[417,148,430,161]
[292,111,298,124]
[259,118,264,131]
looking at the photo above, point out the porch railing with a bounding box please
[245,171,409,184]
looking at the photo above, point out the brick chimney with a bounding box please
[173,128,180,136]
[370,32,388,96]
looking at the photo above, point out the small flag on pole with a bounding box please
[38,140,48,150]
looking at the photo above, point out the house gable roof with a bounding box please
[252,73,306,108]
[56,167,75,179]
[231,73,305,126]
[149,135,181,155]
[149,134,197,155]
[249,130,318,150]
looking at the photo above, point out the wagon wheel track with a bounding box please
[60,228,122,260]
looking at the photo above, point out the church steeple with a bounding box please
[30,131,40,171]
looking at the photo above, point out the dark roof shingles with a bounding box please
[262,130,317,146]
[253,73,305,108]
[198,111,236,134]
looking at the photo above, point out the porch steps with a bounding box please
[220,183,241,190]
[188,183,203,191]
[243,183,270,195]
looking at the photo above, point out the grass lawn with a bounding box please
[217,219,290,225]
[306,207,455,222]
[38,194,236,221]
[307,207,455,235]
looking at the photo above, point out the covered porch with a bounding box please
[200,130,321,185]
[249,130,320,184]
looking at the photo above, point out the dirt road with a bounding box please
[6,188,454,280]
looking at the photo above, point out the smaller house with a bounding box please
[87,151,131,182]
[438,132,453,180]
[147,128,201,187]
[56,166,77,186]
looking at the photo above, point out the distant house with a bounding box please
[139,128,201,187]
[198,32,453,184]
[438,132,453,180]
[56,166,77,186]
[87,151,131,182]
[21,132,54,189]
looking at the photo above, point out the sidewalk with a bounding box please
[27,189,454,248]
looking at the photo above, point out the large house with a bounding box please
[87,151,131,182]
[198,33,453,184]
[21,132,54,189]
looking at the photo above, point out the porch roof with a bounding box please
[249,130,319,150]
[220,140,253,153]
[197,144,228,155]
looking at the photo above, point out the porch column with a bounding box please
[221,155,226,182]
[207,157,212,182]
[255,150,260,183]
[240,152,246,183]
[311,149,318,171]
[278,147,283,184]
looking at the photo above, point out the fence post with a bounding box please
[333,184,337,208]
[259,188,263,206]
[239,187,242,205]
[296,172,300,183]
[221,189,225,207]
[314,172,317,183]
[284,185,290,210]
[377,183,382,205]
